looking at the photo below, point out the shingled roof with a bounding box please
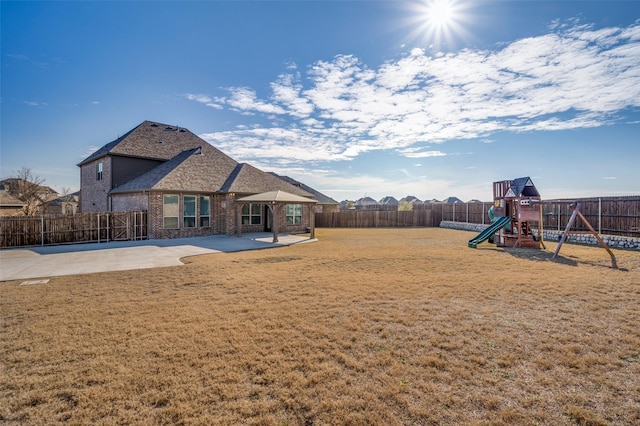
[0,191,26,207]
[221,164,313,198]
[86,120,319,198]
[506,177,540,198]
[78,121,223,166]
[109,144,238,193]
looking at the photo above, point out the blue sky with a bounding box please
[1,0,639,202]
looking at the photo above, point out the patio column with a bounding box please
[271,203,279,243]
[309,204,315,239]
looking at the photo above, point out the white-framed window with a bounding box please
[97,162,103,181]
[241,203,262,225]
[199,196,210,227]
[163,195,179,229]
[183,195,196,228]
[286,204,302,225]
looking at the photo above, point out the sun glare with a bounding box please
[427,0,454,30]
[405,0,470,51]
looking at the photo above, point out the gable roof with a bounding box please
[442,196,463,204]
[505,177,540,198]
[221,164,313,197]
[0,191,26,207]
[87,120,317,198]
[379,196,399,205]
[78,120,230,166]
[355,196,378,206]
[273,175,338,205]
[0,178,57,195]
[400,195,422,204]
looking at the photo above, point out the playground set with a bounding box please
[467,176,617,267]
[468,177,544,249]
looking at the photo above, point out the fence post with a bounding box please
[466,203,469,223]
[41,216,44,246]
[106,213,110,242]
[97,213,100,243]
[453,203,456,222]
[598,197,602,235]
[482,203,485,225]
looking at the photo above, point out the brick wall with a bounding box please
[144,191,312,239]
[111,193,149,212]
[148,192,229,239]
[80,157,111,212]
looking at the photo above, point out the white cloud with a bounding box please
[80,146,100,159]
[23,101,47,107]
[189,21,640,167]
[183,93,212,103]
[182,93,223,109]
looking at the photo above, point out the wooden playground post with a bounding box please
[538,203,546,249]
[552,203,617,268]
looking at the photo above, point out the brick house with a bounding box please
[78,120,320,239]
[0,191,27,217]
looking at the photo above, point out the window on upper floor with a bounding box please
[97,162,103,181]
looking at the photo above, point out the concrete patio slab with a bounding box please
[0,233,316,281]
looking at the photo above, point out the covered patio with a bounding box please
[236,190,317,243]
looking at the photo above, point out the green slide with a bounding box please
[468,216,511,248]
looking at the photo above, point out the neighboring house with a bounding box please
[77,120,316,239]
[0,178,58,216]
[44,192,80,215]
[400,195,422,205]
[441,196,463,204]
[339,200,356,210]
[0,191,27,217]
[271,174,339,213]
[423,199,441,204]
[354,196,379,210]
[379,196,399,205]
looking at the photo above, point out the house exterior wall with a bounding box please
[111,156,163,189]
[111,193,149,212]
[0,206,24,217]
[283,203,313,233]
[145,191,311,239]
[147,192,229,239]
[80,157,112,212]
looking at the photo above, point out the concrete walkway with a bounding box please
[0,233,316,282]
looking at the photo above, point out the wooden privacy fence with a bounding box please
[0,211,148,248]
[316,196,640,237]
[542,197,640,237]
[315,209,436,228]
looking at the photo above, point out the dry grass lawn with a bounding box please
[1,228,639,425]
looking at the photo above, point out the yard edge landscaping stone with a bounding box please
[440,220,640,250]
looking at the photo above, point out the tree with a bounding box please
[398,201,414,211]
[2,167,50,216]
